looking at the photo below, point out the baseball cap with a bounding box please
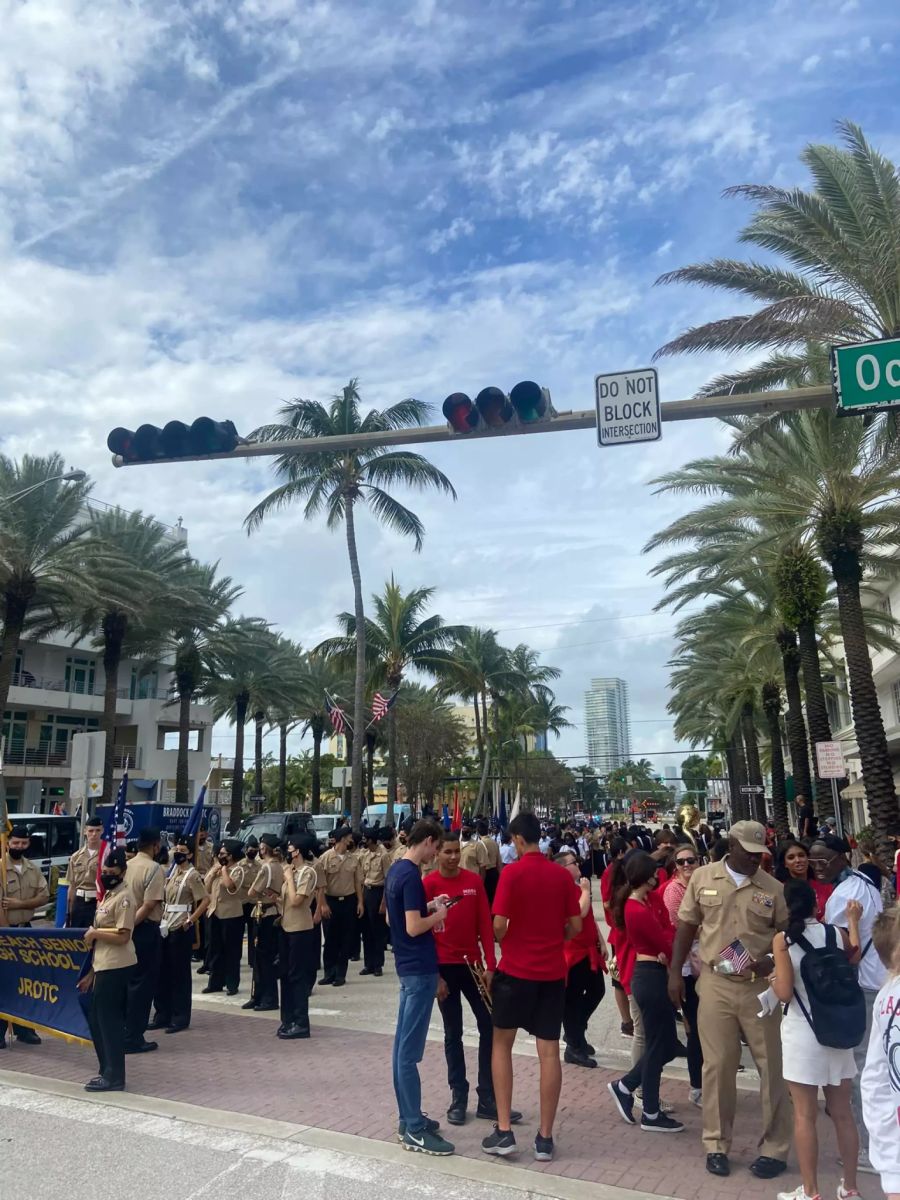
[728,820,767,853]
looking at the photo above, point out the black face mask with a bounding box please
[8,848,25,860]
[173,852,188,865]
[246,848,258,859]
[101,873,122,890]
[218,856,229,865]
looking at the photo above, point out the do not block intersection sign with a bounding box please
[595,367,661,447]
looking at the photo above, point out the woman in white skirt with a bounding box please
[771,879,861,1200]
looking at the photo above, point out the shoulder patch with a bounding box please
[120,897,131,908]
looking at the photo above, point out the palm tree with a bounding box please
[244,380,456,829]
[294,651,351,814]
[318,577,460,825]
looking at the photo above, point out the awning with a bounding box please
[131,778,157,791]
[840,780,866,800]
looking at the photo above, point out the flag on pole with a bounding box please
[451,788,462,832]
[508,783,521,824]
[498,788,508,830]
[182,767,212,841]
[441,801,451,831]
[370,690,399,725]
[96,766,129,901]
[325,694,347,735]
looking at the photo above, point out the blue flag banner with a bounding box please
[441,802,451,831]
[0,926,92,1045]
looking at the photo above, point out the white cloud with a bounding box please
[801,54,821,73]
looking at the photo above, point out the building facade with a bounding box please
[584,677,631,775]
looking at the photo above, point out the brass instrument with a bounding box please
[464,954,493,1011]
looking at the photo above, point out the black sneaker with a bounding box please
[401,1127,454,1155]
[534,1132,554,1162]
[640,1112,685,1133]
[607,1080,636,1125]
[397,1116,440,1142]
[475,1100,523,1124]
[481,1126,517,1157]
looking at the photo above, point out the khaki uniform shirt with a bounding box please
[281,863,318,933]
[204,862,250,918]
[390,843,407,864]
[361,845,389,887]
[318,847,362,897]
[125,853,165,923]
[460,839,488,877]
[67,845,100,896]
[678,859,788,972]
[249,858,285,911]
[163,865,207,932]
[92,887,137,972]
[4,856,49,925]
[242,857,262,896]
[195,841,215,874]
[480,835,501,871]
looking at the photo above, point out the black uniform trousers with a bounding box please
[208,913,244,991]
[89,965,134,1085]
[124,920,162,1049]
[682,972,703,1090]
[243,902,257,966]
[153,927,194,1029]
[69,897,97,929]
[483,867,499,906]
[322,894,357,983]
[562,956,605,1049]
[252,912,280,1006]
[437,962,494,1103]
[193,913,208,963]
[362,885,386,971]
[280,927,318,1031]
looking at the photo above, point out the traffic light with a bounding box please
[441,381,552,435]
[108,418,239,464]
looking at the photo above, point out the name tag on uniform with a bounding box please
[751,892,773,908]
[701,889,718,896]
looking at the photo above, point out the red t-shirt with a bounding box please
[493,851,581,981]
[422,867,496,971]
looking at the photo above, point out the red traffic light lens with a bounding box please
[107,427,136,459]
[510,380,546,423]
[442,393,478,434]
[475,387,512,428]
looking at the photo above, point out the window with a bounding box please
[161,728,199,751]
[130,667,159,699]
[64,656,96,695]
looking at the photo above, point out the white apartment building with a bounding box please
[3,508,213,812]
[584,677,632,774]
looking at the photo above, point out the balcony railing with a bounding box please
[10,671,177,703]
[2,741,142,769]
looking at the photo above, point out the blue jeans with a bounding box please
[392,972,438,1133]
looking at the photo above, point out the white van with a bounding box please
[8,812,80,903]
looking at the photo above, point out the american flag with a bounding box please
[96,767,129,901]
[371,691,398,723]
[325,694,346,735]
[719,938,752,974]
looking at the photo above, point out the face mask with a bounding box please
[102,873,122,889]
[218,856,229,865]
[247,848,258,859]
[173,852,188,865]
[9,848,25,860]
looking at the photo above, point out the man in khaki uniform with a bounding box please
[477,818,501,903]
[246,833,284,1010]
[316,827,363,987]
[0,826,50,1046]
[359,830,390,976]
[67,816,103,928]
[669,820,790,1181]
[203,839,249,994]
[193,825,215,965]
[459,825,487,878]
[123,826,166,1053]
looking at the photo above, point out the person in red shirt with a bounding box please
[555,850,607,1068]
[600,838,634,1037]
[607,851,684,1134]
[482,812,581,1164]
[423,835,521,1128]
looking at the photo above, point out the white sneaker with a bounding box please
[837,1180,861,1200]
[777,1187,820,1200]
[689,1088,702,1107]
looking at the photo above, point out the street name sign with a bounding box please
[814,740,846,780]
[740,784,765,795]
[832,337,900,413]
[595,367,661,446]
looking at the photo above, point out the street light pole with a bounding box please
[2,469,87,506]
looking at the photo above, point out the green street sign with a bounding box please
[832,337,900,412]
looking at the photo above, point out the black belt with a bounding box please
[327,894,354,901]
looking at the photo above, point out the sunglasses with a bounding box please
[676,857,698,866]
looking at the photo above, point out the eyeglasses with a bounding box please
[676,857,698,866]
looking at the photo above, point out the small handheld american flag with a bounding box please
[325,694,347,735]
[96,767,129,901]
[370,690,398,723]
[718,938,752,974]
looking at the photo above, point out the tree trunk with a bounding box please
[762,682,789,838]
[344,498,366,830]
[101,614,126,809]
[727,729,747,820]
[279,723,288,808]
[254,711,264,799]
[0,593,29,822]
[777,628,813,806]
[831,559,900,854]
[473,693,483,764]
[311,725,322,814]
[386,691,399,826]
[797,618,835,818]
[229,693,249,832]
[741,701,764,823]
[366,733,376,810]
[523,741,529,812]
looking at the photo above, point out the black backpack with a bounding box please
[790,924,867,1050]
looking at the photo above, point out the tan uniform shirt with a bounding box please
[4,856,49,925]
[480,835,501,871]
[125,853,165,923]
[361,845,389,887]
[195,841,215,874]
[460,839,488,877]
[92,887,137,972]
[249,858,285,911]
[318,847,362,897]
[281,863,318,933]
[204,862,250,918]
[67,845,99,896]
[242,857,262,896]
[390,843,407,864]
[678,858,788,971]
[163,865,207,932]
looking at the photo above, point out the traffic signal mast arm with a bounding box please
[110,383,833,467]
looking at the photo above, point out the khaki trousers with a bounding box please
[696,969,792,1159]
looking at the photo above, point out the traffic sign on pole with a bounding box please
[740,784,765,794]
[814,741,846,780]
[594,368,661,447]
[832,338,900,413]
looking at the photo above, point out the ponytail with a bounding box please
[783,878,816,946]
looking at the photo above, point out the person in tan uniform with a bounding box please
[66,816,103,928]
[477,819,501,903]
[242,836,261,967]
[203,839,249,995]
[149,836,208,1033]
[459,825,487,878]
[246,833,284,1010]
[360,830,390,977]
[0,826,50,1046]
[193,825,215,966]
[279,834,320,1038]
[123,827,166,1053]
[668,820,791,1181]
[78,848,136,1091]
[317,826,363,987]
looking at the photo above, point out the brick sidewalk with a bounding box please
[1,1007,841,1200]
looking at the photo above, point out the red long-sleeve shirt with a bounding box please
[624,895,675,959]
[423,867,497,971]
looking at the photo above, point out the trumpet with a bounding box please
[464,955,492,1011]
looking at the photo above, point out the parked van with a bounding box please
[234,811,316,846]
[8,812,80,903]
[362,803,410,827]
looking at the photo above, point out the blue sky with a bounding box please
[2,0,897,772]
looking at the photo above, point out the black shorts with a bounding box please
[491,970,565,1041]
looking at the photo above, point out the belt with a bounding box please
[75,889,97,900]
[365,882,384,890]
[165,904,192,914]
[327,893,354,901]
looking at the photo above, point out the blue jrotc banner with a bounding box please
[0,926,92,1044]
